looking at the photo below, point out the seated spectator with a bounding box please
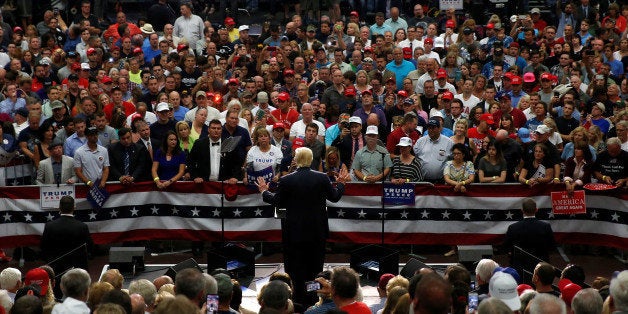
[52,268,91,313]
[528,293,566,313]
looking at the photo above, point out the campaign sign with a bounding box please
[40,185,76,209]
[383,183,415,206]
[551,190,586,215]
[439,0,463,10]
[87,179,110,209]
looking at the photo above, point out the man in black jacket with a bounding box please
[108,128,151,183]
[504,198,555,274]
[187,119,242,183]
[41,196,93,297]
[257,147,350,307]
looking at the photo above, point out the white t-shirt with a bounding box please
[289,119,326,139]
[454,94,481,115]
[246,145,283,172]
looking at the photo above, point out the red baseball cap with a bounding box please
[540,72,552,81]
[86,48,97,55]
[442,91,454,100]
[228,78,239,85]
[437,68,447,79]
[397,90,408,97]
[480,113,494,124]
[446,20,455,28]
[424,37,434,44]
[283,69,295,76]
[503,72,514,80]
[510,76,523,85]
[71,62,81,71]
[133,47,143,55]
[224,17,236,25]
[176,44,188,52]
[24,268,49,296]
[292,138,305,150]
[361,89,373,95]
[350,11,359,17]
[509,42,520,49]
[273,122,286,130]
[344,86,357,96]
[100,76,113,84]
[277,92,291,101]
[402,47,412,59]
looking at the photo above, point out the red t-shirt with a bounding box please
[341,302,371,314]
[468,127,496,153]
[270,109,299,129]
[493,108,527,129]
[103,101,137,121]
[386,127,420,155]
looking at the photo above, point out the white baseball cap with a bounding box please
[489,272,521,311]
[365,125,378,135]
[396,137,412,147]
[349,116,362,125]
[155,102,170,112]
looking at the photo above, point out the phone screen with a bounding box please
[207,294,219,314]
[468,292,479,312]
[305,281,321,292]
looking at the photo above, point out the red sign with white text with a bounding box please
[551,191,586,214]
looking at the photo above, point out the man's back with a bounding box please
[505,217,554,262]
[265,168,343,243]
[41,216,92,271]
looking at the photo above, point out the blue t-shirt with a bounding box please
[154,149,186,180]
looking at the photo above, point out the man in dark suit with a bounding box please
[504,198,555,274]
[332,116,364,168]
[108,128,151,184]
[40,196,93,297]
[187,119,242,183]
[256,147,350,307]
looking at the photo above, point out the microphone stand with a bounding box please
[380,151,386,245]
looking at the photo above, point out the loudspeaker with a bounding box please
[109,247,145,274]
[164,258,203,279]
[207,243,255,278]
[400,258,429,279]
[457,245,493,262]
[350,245,399,281]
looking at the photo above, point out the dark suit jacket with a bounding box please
[574,5,597,25]
[262,167,344,243]
[108,142,151,182]
[332,134,365,168]
[41,215,93,272]
[504,217,555,263]
[187,137,241,181]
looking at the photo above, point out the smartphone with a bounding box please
[305,281,321,292]
[518,15,527,20]
[206,294,219,314]
[16,89,23,98]
[468,292,479,312]
[256,109,266,120]
[53,8,59,16]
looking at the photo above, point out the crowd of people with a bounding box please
[1,251,627,314]
[0,0,626,190]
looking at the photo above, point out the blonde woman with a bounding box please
[543,117,563,152]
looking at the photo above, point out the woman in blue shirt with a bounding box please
[151,130,186,189]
